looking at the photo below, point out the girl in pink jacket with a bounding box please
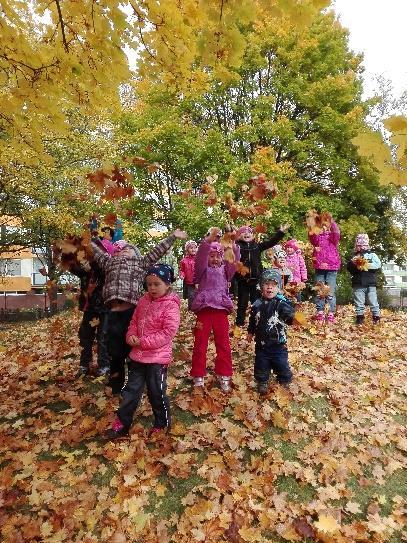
[106,264,180,439]
[179,240,198,310]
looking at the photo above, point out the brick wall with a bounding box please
[0,291,67,310]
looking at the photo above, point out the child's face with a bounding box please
[240,231,254,243]
[102,230,112,241]
[146,275,170,299]
[208,251,222,268]
[115,246,135,258]
[286,247,295,255]
[187,245,198,256]
[275,255,286,268]
[261,281,279,299]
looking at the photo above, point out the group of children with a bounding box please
[72,216,382,440]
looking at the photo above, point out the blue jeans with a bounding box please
[353,286,380,316]
[254,343,293,385]
[314,270,337,313]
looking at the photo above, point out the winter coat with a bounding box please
[179,255,196,285]
[309,222,341,271]
[248,294,295,345]
[347,250,381,288]
[126,292,181,365]
[91,234,176,306]
[191,240,240,314]
[69,262,106,313]
[285,251,308,283]
[236,230,285,284]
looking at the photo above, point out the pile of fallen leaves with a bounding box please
[0,304,406,542]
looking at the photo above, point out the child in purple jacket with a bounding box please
[308,215,341,323]
[191,228,240,392]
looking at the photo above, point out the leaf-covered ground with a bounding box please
[0,304,406,543]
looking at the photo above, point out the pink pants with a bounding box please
[191,308,233,377]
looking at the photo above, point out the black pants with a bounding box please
[236,281,259,326]
[105,308,133,393]
[78,311,109,370]
[254,343,293,385]
[117,362,170,430]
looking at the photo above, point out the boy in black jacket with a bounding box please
[234,223,290,331]
[247,268,295,394]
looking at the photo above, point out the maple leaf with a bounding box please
[104,213,117,226]
[353,255,369,271]
[89,317,100,328]
[314,515,341,533]
[311,281,331,297]
[293,518,317,539]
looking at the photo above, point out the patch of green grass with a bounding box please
[145,472,206,519]
[275,475,316,503]
[46,400,71,413]
[91,462,117,487]
[391,413,407,425]
[172,406,202,427]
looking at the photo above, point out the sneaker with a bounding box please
[105,417,129,440]
[315,312,325,322]
[218,376,231,393]
[356,315,365,325]
[372,315,381,324]
[257,381,269,395]
[326,312,335,323]
[94,366,110,378]
[77,365,90,377]
[193,377,205,387]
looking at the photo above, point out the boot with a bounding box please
[218,376,231,393]
[372,315,381,324]
[257,381,269,396]
[355,315,365,325]
[105,417,129,440]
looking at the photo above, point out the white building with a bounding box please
[382,261,407,294]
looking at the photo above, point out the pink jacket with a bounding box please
[286,251,308,283]
[191,240,240,314]
[126,292,180,365]
[179,255,196,285]
[309,221,341,271]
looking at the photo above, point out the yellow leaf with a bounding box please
[314,514,340,533]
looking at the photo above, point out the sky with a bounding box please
[332,0,407,98]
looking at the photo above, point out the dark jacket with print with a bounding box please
[70,262,106,313]
[248,293,295,345]
[235,230,285,284]
[347,250,381,288]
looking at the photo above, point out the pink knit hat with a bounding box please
[236,226,253,238]
[355,233,370,251]
[208,242,224,256]
[284,239,300,251]
[185,240,198,252]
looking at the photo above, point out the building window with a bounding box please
[386,276,395,285]
[402,276,407,283]
[0,259,22,276]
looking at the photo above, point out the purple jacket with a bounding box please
[309,221,341,271]
[285,251,308,283]
[191,240,240,314]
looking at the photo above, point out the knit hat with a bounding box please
[145,264,176,284]
[355,233,370,251]
[273,247,287,260]
[185,240,198,252]
[260,269,283,289]
[208,242,224,256]
[112,240,140,257]
[284,239,300,252]
[236,226,253,238]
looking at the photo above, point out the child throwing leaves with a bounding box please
[247,269,295,394]
[191,228,240,392]
[235,224,290,330]
[91,229,187,394]
[308,213,341,323]
[106,265,180,439]
[179,240,198,310]
[347,233,381,325]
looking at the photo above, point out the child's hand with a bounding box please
[127,335,140,347]
[279,223,291,233]
[173,229,188,240]
[206,227,222,242]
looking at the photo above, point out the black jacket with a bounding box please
[347,250,381,288]
[248,294,295,345]
[236,230,285,283]
[70,262,106,313]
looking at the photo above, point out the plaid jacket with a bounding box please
[91,234,176,305]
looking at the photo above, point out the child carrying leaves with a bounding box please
[190,227,240,392]
[347,233,381,325]
[247,269,297,394]
[106,264,180,440]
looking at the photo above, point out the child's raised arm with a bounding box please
[225,244,241,281]
[329,221,340,246]
[91,240,111,270]
[194,240,212,283]
[258,224,290,253]
[141,230,187,269]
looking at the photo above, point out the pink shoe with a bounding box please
[112,417,124,432]
[315,312,325,322]
[326,312,335,323]
[148,427,165,438]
